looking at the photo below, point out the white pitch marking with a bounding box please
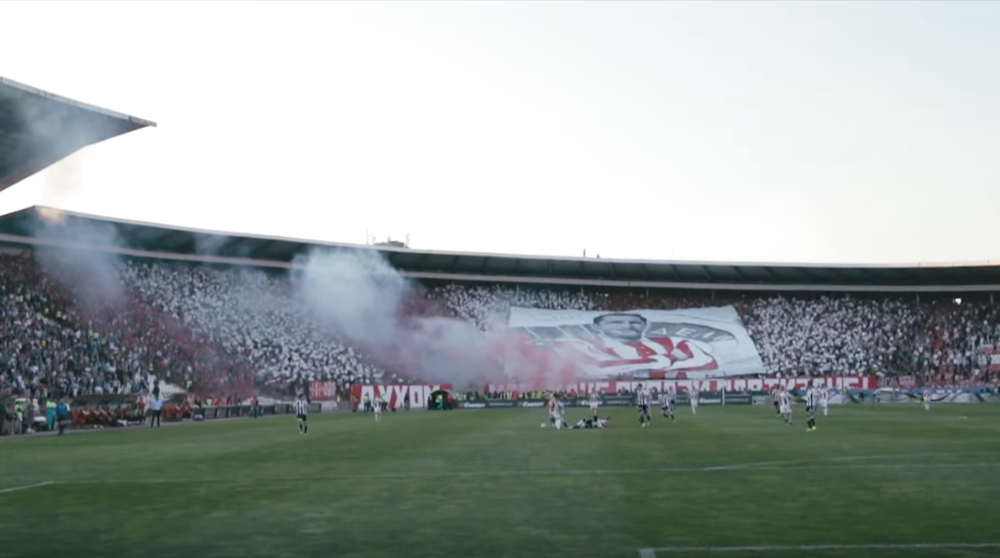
[638,548,657,558]
[699,451,989,472]
[0,481,55,494]
[39,460,1000,487]
[648,542,1000,553]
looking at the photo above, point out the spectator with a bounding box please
[3,251,1000,435]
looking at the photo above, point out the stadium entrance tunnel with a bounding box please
[427,389,454,411]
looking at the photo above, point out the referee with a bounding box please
[294,394,309,435]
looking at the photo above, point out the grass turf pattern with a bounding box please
[2,404,999,558]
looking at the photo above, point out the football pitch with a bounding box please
[2,405,1000,558]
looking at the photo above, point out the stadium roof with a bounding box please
[0,76,156,194]
[1,205,1000,293]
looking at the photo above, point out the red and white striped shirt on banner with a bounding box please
[558,336,718,374]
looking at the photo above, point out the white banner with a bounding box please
[506,306,764,380]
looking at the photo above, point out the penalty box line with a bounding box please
[638,542,1000,556]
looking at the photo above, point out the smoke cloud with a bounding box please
[291,247,582,389]
[5,79,131,306]
[5,83,580,393]
[5,85,253,397]
[30,208,127,307]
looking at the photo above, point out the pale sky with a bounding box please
[0,1,998,265]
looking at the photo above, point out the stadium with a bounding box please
[2,76,1000,558]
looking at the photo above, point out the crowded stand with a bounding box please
[3,252,1000,434]
[121,261,386,395]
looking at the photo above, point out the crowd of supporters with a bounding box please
[4,253,1000,414]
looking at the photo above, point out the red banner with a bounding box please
[309,381,338,401]
[897,375,917,389]
[486,375,876,394]
[350,384,454,410]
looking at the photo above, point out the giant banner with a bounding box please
[506,306,764,380]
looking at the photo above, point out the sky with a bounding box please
[0,1,998,265]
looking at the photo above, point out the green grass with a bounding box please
[2,404,1000,558]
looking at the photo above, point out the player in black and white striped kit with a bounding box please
[294,394,309,435]
[805,381,818,432]
[660,386,676,422]
[636,384,652,428]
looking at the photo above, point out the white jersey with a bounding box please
[588,392,601,408]
[820,389,829,406]
[779,391,791,410]
[690,390,699,404]
[374,397,383,414]
[923,391,932,402]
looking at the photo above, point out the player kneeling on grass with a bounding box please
[636,384,652,428]
[573,416,611,429]
[294,394,309,435]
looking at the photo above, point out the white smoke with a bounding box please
[291,248,509,387]
[27,151,126,306]
[30,209,126,306]
[8,83,130,306]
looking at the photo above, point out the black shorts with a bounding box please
[638,404,650,414]
[296,414,308,422]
